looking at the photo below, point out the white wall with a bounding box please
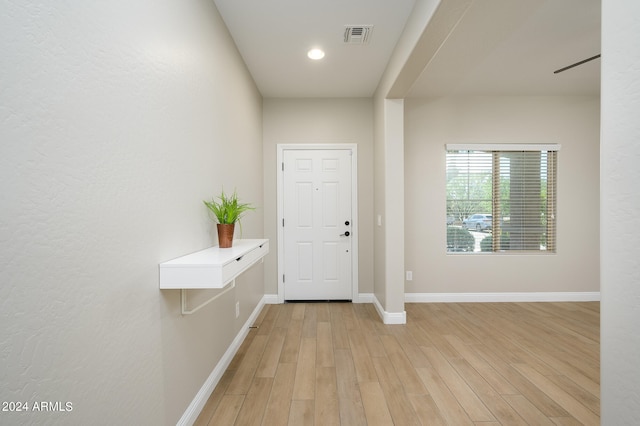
[370,0,441,318]
[262,98,374,297]
[404,96,600,294]
[0,1,263,424]
[381,99,406,317]
[601,0,640,422]
[372,97,388,307]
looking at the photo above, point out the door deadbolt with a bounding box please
[345,221,350,226]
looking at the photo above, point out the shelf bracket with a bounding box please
[181,280,236,315]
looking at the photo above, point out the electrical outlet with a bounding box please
[235,302,240,318]
[406,271,413,281]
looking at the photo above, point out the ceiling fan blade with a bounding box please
[554,54,601,74]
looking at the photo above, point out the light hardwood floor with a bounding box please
[194,301,599,425]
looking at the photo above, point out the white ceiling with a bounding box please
[212,0,416,98]
[212,0,601,98]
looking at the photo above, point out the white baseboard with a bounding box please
[372,295,406,324]
[355,293,374,303]
[263,294,279,304]
[404,292,601,303]
[262,293,375,304]
[177,296,267,426]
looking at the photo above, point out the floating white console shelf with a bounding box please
[160,239,269,289]
[159,239,269,314]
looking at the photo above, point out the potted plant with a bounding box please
[203,189,255,248]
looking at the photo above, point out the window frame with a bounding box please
[446,144,560,254]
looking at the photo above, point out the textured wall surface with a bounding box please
[601,0,640,423]
[0,1,263,424]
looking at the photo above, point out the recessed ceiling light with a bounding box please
[307,48,325,60]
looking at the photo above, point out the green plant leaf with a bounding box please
[203,188,255,226]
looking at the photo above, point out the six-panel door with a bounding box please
[283,149,352,300]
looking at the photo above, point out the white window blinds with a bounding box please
[446,145,559,253]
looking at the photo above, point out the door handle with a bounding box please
[340,231,350,237]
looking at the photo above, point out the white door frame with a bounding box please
[277,144,359,303]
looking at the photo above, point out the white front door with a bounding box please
[282,149,353,300]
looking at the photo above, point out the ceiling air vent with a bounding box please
[344,25,373,44]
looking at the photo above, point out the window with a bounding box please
[446,144,559,253]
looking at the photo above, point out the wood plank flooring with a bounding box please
[194,301,599,425]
